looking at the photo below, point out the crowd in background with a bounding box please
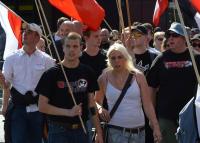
[1,16,200,143]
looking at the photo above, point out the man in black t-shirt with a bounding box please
[131,25,159,75]
[80,28,107,143]
[80,28,107,79]
[36,32,103,143]
[147,22,200,143]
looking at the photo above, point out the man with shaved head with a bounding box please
[48,19,75,62]
[100,28,110,50]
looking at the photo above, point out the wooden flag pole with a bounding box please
[125,0,132,33]
[116,0,124,33]
[174,0,200,84]
[173,0,177,22]
[35,0,53,57]
[37,0,87,134]
[103,19,113,31]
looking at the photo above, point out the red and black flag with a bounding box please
[153,0,169,26]
[179,0,200,29]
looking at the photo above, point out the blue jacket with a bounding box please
[176,97,200,143]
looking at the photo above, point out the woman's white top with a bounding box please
[106,79,145,128]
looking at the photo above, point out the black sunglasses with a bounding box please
[192,43,200,48]
[165,32,181,38]
[157,37,164,41]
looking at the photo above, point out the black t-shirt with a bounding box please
[147,49,200,121]
[135,49,158,75]
[35,64,99,123]
[80,49,107,80]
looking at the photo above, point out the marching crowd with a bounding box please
[0,16,200,143]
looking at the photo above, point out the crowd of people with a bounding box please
[0,16,200,143]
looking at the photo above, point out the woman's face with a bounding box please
[154,35,164,50]
[109,50,126,70]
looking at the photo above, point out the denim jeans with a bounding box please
[48,122,88,143]
[11,106,43,143]
[107,128,145,143]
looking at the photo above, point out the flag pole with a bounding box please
[125,0,136,64]
[103,19,113,31]
[125,0,132,33]
[173,0,177,22]
[35,0,53,57]
[116,0,125,32]
[174,0,200,84]
[116,0,124,33]
[37,0,87,134]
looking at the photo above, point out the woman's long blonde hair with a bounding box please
[106,43,136,72]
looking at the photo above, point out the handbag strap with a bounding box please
[109,73,133,118]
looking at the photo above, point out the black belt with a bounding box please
[49,121,83,130]
[107,124,145,134]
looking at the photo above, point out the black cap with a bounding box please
[132,25,148,35]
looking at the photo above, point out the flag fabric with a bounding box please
[179,0,200,29]
[190,0,200,14]
[48,0,105,30]
[153,0,169,26]
[0,2,22,59]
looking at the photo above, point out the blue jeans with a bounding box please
[107,128,145,143]
[11,106,43,143]
[48,122,88,143]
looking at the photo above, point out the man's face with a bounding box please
[132,31,147,48]
[58,22,74,38]
[192,39,200,53]
[23,28,39,46]
[100,29,109,43]
[63,39,81,61]
[166,32,186,51]
[85,30,101,48]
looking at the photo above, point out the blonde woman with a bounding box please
[95,43,162,143]
[153,32,165,51]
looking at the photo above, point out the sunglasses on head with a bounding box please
[165,32,181,38]
[192,43,200,48]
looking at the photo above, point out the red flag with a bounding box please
[153,0,169,26]
[190,0,200,13]
[48,0,105,30]
[0,3,22,59]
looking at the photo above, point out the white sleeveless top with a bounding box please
[106,79,145,128]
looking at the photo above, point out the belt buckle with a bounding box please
[72,124,79,129]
